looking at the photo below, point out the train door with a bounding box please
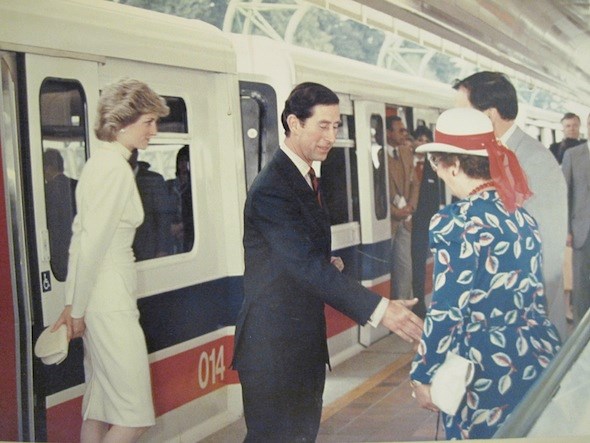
[352,101,392,346]
[23,53,99,441]
[0,50,25,442]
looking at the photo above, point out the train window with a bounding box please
[132,143,193,259]
[115,92,195,261]
[370,114,388,220]
[239,81,279,189]
[321,115,360,225]
[40,78,88,281]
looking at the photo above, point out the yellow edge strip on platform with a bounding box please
[321,353,414,422]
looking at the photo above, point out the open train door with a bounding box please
[353,101,392,346]
[22,53,99,442]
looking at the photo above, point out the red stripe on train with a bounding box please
[326,279,390,337]
[47,335,239,442]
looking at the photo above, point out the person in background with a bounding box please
[129,149,174,260]
[43,148,77,281]
[562,112,590,324]
[387,115,420,300]
[410,125,444,319]
[549,112,586,164]
[168,145,193,253]
[52,78,169,443]
[454,71,569,340]
[410,108,561,439]
[232,82,423,442]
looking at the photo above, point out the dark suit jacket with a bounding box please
[233,149,381,375]
[549,138,586,164]
[133,162,175,260]
[45,173,77,281]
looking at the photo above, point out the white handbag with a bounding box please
[34,325,69,365]
[430,351,475,416]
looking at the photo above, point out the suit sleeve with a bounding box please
[65,162,135,318]
[247,182,381,324]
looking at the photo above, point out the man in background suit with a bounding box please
[43,148,77,281]
[129,149,174,260]
[454,71,569,339]
[232,82,423,442]
[549,112,586,164]
[386,116,419,300]
[410,126,444,319]
[562,112,590,323]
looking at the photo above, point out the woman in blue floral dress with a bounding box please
[409,108,562,439]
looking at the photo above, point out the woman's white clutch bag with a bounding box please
[430,351,475,416]
[35,325,69,365]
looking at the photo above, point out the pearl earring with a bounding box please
[120,128,126,133]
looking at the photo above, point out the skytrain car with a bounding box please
[0,1,568,442]
[0,1,247,441]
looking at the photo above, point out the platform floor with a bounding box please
[201,333,439,442]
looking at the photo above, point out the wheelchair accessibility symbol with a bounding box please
[41,271,51,292]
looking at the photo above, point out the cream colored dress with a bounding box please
[65,142,155,426]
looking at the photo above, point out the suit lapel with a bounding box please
[274,150,331,238]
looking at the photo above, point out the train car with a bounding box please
[0,1,567,442]
[0,1,246,441]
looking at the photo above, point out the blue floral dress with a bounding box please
[410,190,561,439]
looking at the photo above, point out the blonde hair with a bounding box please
[94,78,169,141]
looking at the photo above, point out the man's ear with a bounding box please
[484,107,500,125]
[287,114,300,135]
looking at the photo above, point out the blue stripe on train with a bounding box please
[40,239,390,396]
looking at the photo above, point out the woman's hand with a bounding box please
[412,383,440,413]
[52,305,86,340]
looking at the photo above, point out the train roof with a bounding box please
[0,0,236,74]
[231,34,453,110]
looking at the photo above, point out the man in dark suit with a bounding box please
[410,126,444,319]
[232,82,423,442]
[43,148,77,281]
[549,112,586,164]
[129,149,174,260]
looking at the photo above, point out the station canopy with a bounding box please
[112,0,590,115]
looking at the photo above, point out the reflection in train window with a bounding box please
[239,81,279,189]
[132,143,193,259]
[370,114,388,220]
[40,78,87,282]
[158,96,188,133]
[322,115,360,225]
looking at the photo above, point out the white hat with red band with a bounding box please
[416,108,492,157]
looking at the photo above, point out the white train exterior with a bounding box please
[0,1,566,441]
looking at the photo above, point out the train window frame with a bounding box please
[369,113,388,221]
[39,78,88,282]
[321,114,360,226]
[238,81,279,189]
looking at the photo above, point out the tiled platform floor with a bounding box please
[201,334,438,442]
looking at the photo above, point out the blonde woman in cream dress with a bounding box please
[53,78,169,443]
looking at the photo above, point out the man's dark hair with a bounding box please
[453,71,518,120]
[386,115,402,131]
[281,82,339,136]
[561,112,580,123]
[412,125,433,142]
[43,148,65,172]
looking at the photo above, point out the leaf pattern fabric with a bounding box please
[410,190,561,439]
